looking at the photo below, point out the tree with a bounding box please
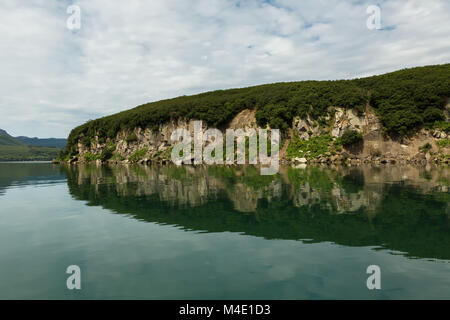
[340,130,363,147]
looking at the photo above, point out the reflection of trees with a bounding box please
[64,164,450,260]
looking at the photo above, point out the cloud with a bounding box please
[0,0,449,137]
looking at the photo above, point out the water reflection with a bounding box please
[63,164,450,260]
[0,162,65,195]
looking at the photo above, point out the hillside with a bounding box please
[60,64,450,164]
[0,129,25,146]
[0,130,62,161]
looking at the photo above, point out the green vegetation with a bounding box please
[76,145,116,163]
[57,150,71,162]
[161,146,174,160]
[100,143,116,161]
[62,64,450,157]
[129,148,148,162]
[0,129,64,161]
[0,130,62,161]
[83,152,100,162]
[423,107,445,123]
[354,65,450,136]
[112,154,125,161]
[286,134,334,159]
[434,121,450,132]
[419,143,432,153]
[338,129,363,147]
[0,131,25,146]
[15,136,66,148]
[0,145,61,161]
[437,139,450,148]
[126,133,138,143]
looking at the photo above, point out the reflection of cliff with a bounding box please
[67,164,449,214]
[286,165,449,215]
[65,164,450,260]
[68,165,283,213]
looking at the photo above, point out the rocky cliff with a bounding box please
[63,103,449,166]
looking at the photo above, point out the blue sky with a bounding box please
[1,0,449,138]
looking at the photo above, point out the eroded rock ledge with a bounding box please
[57,106,449,166]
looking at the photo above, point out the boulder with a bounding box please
[293,157,308,164]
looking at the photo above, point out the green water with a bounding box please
[0,162,449,299]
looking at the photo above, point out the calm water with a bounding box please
[0,162,449,299]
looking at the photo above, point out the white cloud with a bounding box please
[0,0,449,137]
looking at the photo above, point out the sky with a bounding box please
[0,0,449,138]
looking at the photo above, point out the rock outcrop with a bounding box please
[67,106,449,165]
[292,115,322,140]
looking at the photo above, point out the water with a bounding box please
[0,162,449,299]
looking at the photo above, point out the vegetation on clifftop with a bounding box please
[62,64,450,158]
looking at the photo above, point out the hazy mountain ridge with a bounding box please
[0,129,66,148]
[15,136,66,148]
[0,129,66,161]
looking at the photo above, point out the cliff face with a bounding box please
[74,109,262,164]
[69,104,449,165]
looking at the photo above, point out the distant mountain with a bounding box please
[0,129,67,148]
[0,129,64,161]
[0,129,25,146]
[15,136,67,148]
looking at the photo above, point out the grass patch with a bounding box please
[437,139,450,148]
[83,152,100,162]
[0,145,61,161]
[286,134,334,159]
[129,148,148,162]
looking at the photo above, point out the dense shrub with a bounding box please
[339,130,363,147]
[126,133,138,143]
[100,144,116,161]
[420,143,432,153]
[423,108,445,124]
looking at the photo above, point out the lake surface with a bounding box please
[0,162,449,299]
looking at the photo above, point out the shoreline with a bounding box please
[51,159,450,167]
